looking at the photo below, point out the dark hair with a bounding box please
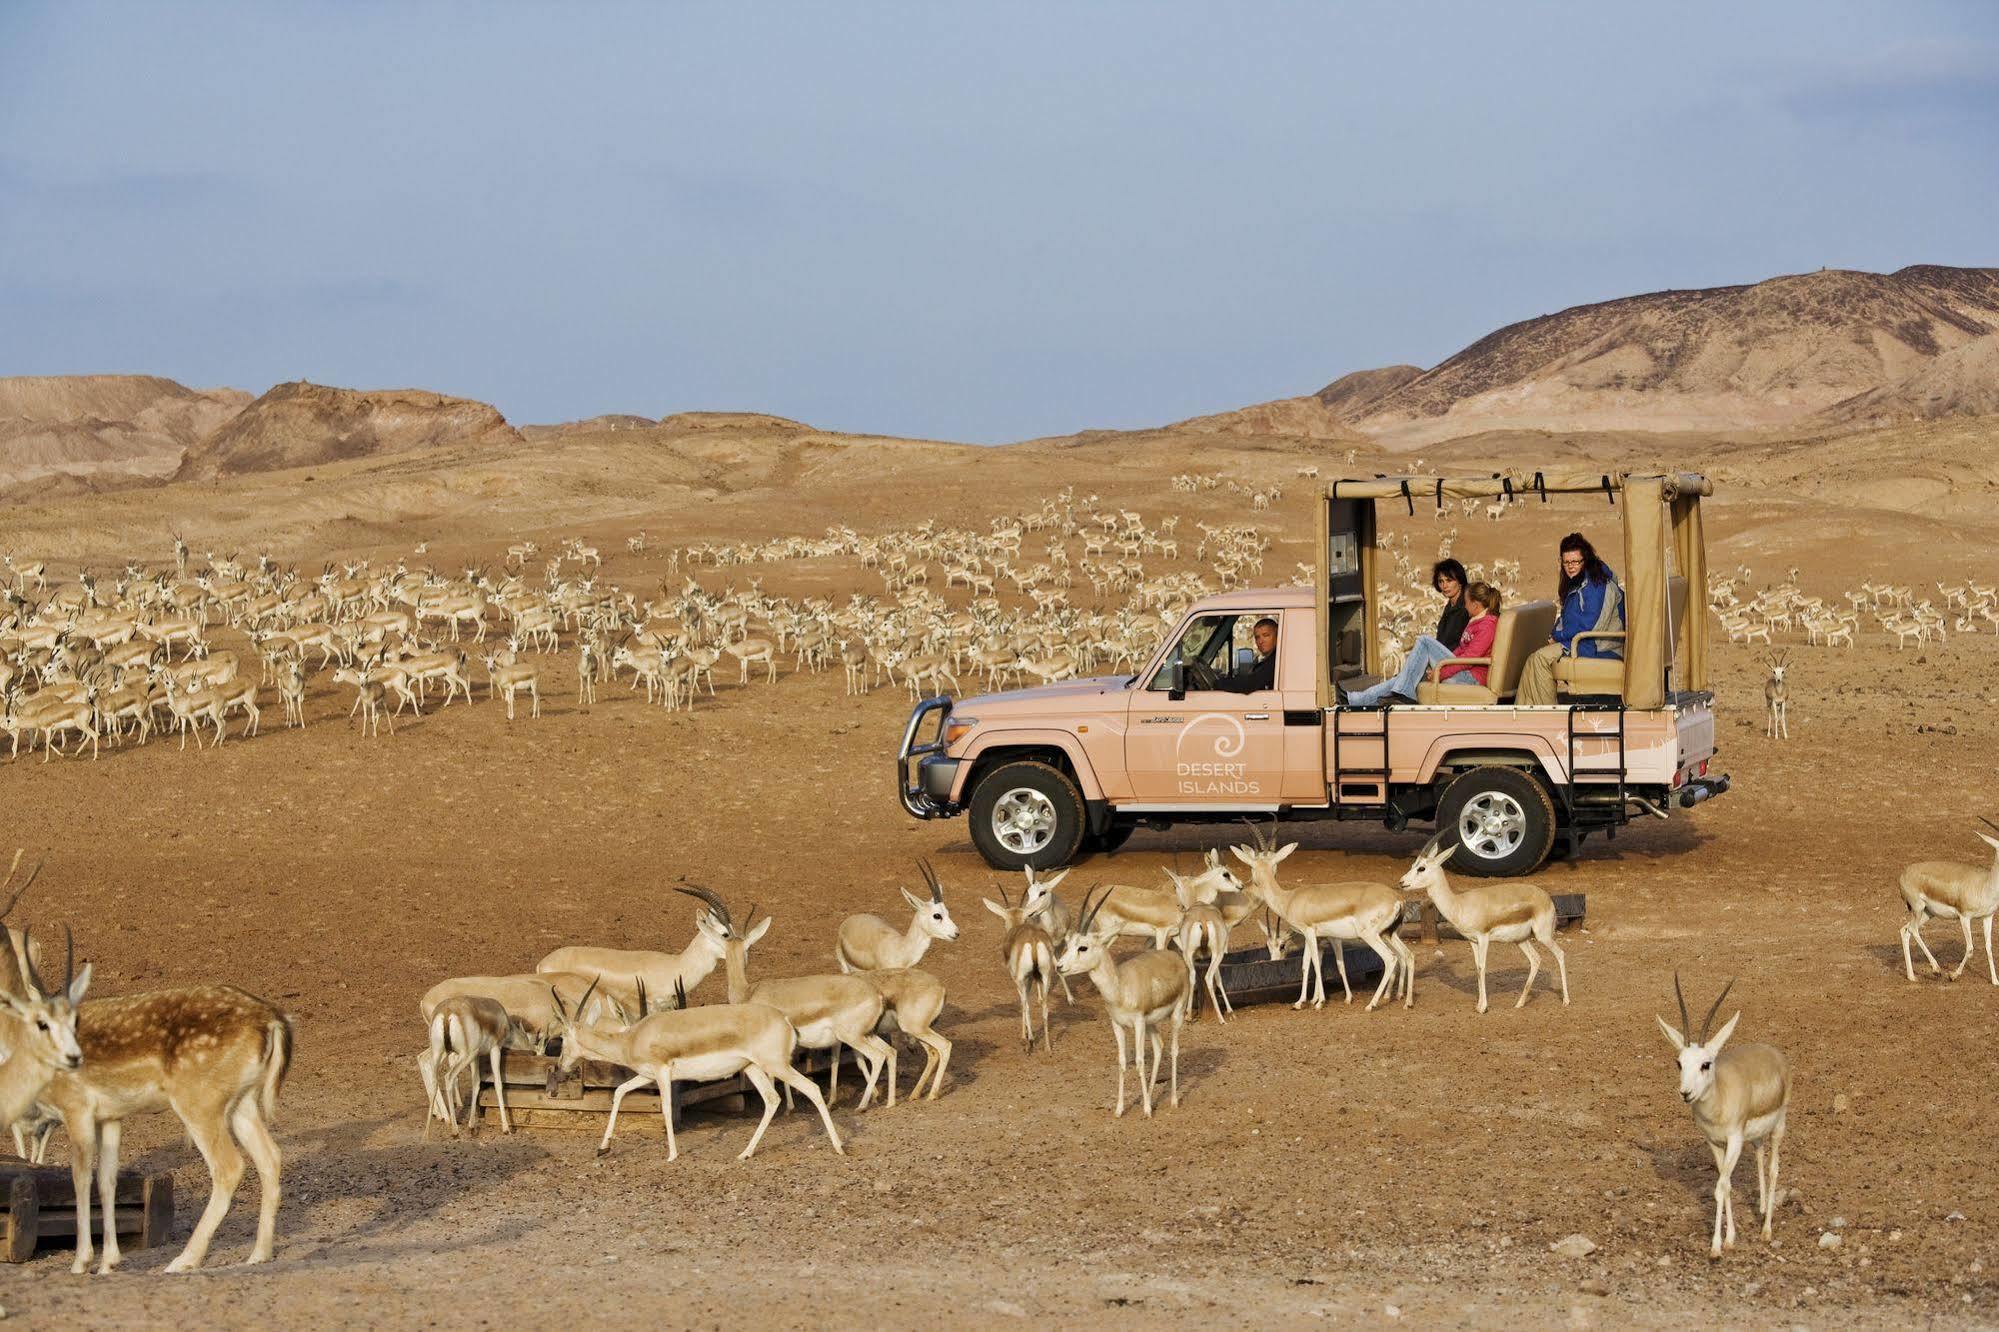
[1431,559,1468,599]
[1466,581,1501,614]
[1253,616,1279,633]
[1558,533,1610,598]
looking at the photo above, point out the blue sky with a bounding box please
[2,2,1995,441]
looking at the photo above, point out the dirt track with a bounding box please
[1,434,1997,1328]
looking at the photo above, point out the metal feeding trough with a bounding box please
[1214,893,1585,1008]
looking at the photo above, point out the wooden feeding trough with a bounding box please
[474,1044,859,1134]
[1215,893,1586,1008]
[1,1160,174,1263]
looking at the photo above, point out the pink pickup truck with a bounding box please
[899,471,1728,877]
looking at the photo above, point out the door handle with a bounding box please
[1244,713,1271,721]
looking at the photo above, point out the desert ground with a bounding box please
[1,411,1997,1330]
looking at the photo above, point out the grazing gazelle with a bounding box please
[1898,819,1999,984]
[1657,975,1790,1258]
[550,978,843,1162]
[420,995,532,1138]
[983,880,1059,1052]
[1055,886,1190,1118]
[1763,650,1790,739]
[834,859,960,972]
[1232,830,1412,1012]
[1398,834,1568,1013]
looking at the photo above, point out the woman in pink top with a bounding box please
[1342,582,1500,706]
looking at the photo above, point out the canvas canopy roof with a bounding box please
[1320,471,1711,709]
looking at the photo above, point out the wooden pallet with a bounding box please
[0,1161,174,1263]
[472,1044,858,1134]
[1215,893,1585,1008]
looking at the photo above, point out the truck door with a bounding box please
[1124,610,1288,805]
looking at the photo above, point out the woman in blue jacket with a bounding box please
[1515,533,1624,705]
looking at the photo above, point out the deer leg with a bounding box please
[229,1097,283,1264]
[851,1032,894,1110]
[1471,937,1490,1012]
[1754,1141,1768,1229]
[68,1115,98,1273]
[653,1071,678,1160]
[1016,975,1033,1050]
[1985,915,1997,985]
[95,1119,124,1273]
[1168,1011,1182,1108]
[1713,1134,1743,1255]
[1952,915,1975,979]
[1362,931,1397,1011]
[1908,910,1943,975]
[1134,1014,1154,1118]
[1333,939,1352,1004]
[1394,934,1418,1007]
[1111,1020,1129,1117]
[166,1098,247,1273]
[1765,1120,1784,1240]
[737,1066,786,1159]
[1293,928,1315,1009]
[489,1046,511,1132]
[1515,938,1541,1008]
[597,1074,649,1158]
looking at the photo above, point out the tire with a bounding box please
[1434,766,1557,878]
[967,760,1087,871]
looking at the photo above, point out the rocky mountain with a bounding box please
[0,374,248,486]
[175,380,524,480]
[1324,265,1999,444]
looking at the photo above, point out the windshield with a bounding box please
[1147,612,1260,690]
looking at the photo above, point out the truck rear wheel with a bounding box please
[968,760,1087,870]
[1435,766,1557,878]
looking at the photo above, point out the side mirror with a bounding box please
[1167,661,1186,702]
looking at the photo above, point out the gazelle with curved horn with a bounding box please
[1398,833,1567,1013]
[1656,975,1790,1258]
[1055,885,1190,1118]
[550,976,845,1161]
[1897,818,1999,984]
[983,878,1059,1052]
[715,898,896,1108]
[535,883,743,1013]
[1020,866,1075,1002]
[834,859,961,973]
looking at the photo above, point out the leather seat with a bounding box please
[1415,600,1557,704]
[1552,576,1687,699]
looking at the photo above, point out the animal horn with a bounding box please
[675,884,733,928]
[635,977,649,1018]
[995,878,1011,908]
[1698,978,1734,1044]
[1672,971,1691,1039]
[0,851,41,921]
[61,924,72,993]
[1979,815,1999,835]
[1076,882,1108,934]
[673,976,689,1010]
[918,858,943,902]
[19,926,46,999]
[576,976,601,1023]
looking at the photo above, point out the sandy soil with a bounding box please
[1,424,1996,1328]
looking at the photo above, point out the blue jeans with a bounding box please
[1348,635,1455,706]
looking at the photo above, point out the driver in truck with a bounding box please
[1215,616,1279,693]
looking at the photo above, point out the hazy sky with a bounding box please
[3,3,1995,442]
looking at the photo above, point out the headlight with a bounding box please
[944,716,979,746]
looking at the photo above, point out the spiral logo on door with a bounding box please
[1175,712,1247,759]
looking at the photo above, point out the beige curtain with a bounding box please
[1620,475,1668,710]
[1671,493,1709,692]
[1359,500,1381,677]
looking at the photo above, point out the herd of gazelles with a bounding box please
[0,821,1995,1273]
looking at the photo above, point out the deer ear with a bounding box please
[983,898,1010,919]
[900,886,927,912]
[1275,842,1298,863]
[1229,845,1253,865]
[1707,1011,1740,1054]
[1043,868,1070,890]
[1655,1015,1687,1051]
[66,962,91,1005]
[745,917,772,946]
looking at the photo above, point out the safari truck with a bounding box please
[898,471,1728,877]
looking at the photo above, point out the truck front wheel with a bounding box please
[968,760,1087,870]
[1435,766,1557,878]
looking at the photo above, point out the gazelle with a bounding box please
[1020,866,1075,1000]
[481,641,542,720]
[834,859,960,972]
[1168,871,1232,1023]
[983,879,1059,1052]
[276,657,307,728]
[550,978,844,1161]
[1399,835,1568,1013]
[535,885,744,1013]
[1055,886,1189,1118]
[1898,819,1999,984]
[861,967,953,1101]
[712,894,895,1109]
[1763,651,1789,739]
[724,635,777,684]
[331,665,395,737]
[1657,976,1790,1258]
[160,673,227,749]
[1231,829,1412,1011]
[420,995,533,1137]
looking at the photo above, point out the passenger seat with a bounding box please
[1414,599,1557,705]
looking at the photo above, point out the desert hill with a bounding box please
[0,374,248,487]
[1314,364,1423,418]
[1324,264,1999,445]
[175,380,524,480]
